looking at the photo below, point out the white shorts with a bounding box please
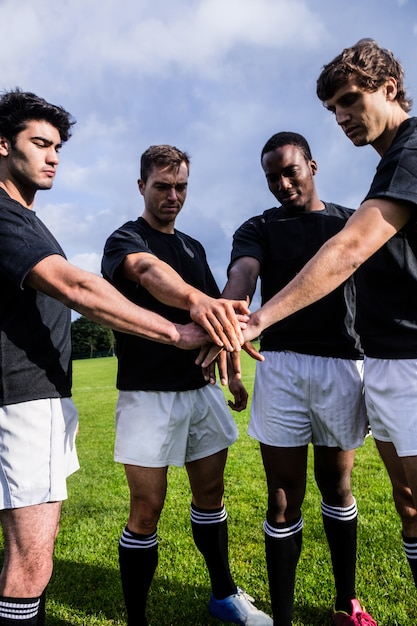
[0,397,79,509]
[114,384,238,467]
[364,357,417,456]
[249,351,368,449]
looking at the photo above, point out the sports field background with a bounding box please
[13,354,417,624]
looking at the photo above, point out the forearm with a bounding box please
[222,257,259,302]
[245,236,360,340]
[67,274,183,342]
[27,256,190,345]
[125,253,200,310]
[124,252,249,350]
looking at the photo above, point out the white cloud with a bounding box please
[1,0,416,298]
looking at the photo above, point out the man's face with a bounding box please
[138,162,188,232]
[2,120,61,192]
[261,144,317,211]
[324,76,393,147]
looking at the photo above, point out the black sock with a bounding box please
[402,534,417,586]
[264,515,303,626]
[190,503,236,600]
[36,591,46,626]
[322,499,357,614]
[0,596,41,625]
[118,526,158,626]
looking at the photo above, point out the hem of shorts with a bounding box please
[1,489,69,510]
[372,434,417,457]
[114,440,237,468]
[248,430,366,450]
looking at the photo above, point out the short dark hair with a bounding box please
[261,132,313,163]
[0,88,76,146]
[140,145,191,182]
[316,38,413,113]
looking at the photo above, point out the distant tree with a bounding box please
[71,316,115,358]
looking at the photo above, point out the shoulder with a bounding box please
[105,218,146,245]
[322,202,355,219]
[234,207,279,234]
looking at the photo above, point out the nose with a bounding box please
[335,109,350,127]
[167,187,178,201]
[46,147,59,165]
[278,176,291,191]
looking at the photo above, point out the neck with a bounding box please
[0,180,35,209]
[372,109,410,157]
[141,212,176,234]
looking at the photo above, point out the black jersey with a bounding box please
[355,117,417,358]
[0,189,72,406]
[229,202,362,358]
[102,217,220,391]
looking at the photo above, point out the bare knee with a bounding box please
[192,475,224,510]
[128,495,164,534]
[392,487,417,535]
[318,479,353,507]
[0,542,54,597]
[0,503,60,596]
[314,449,355,506]
[267,486,302,523]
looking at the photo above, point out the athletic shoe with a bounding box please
[209,587,273,625]
[332,599,378,625]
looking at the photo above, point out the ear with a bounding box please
[310,159,318,176]
[138,179,145,196]
[0,135,10,157]
[385,77,398,102]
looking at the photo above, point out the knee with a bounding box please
[32,556,54,595]
[320,483,353,507]
[393,488,417,534]
[267,487,301,522]
[128,498,163,534]
[0,548,53,597]
[192,478,224,509]
[316,469,353,506]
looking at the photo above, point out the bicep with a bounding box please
[25,254,86,301]
[122,251,158,283]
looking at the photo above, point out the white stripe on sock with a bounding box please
[403,538,417,560]
[321,498,357,522]
[190,505,228,525]
[119,527,158,549]
[0,598,40,620]
[263,516,303,539]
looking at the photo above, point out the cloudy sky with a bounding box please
[2,0,416,309]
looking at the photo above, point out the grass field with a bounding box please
[17,354,417,624]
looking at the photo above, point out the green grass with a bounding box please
[12,354,417,624]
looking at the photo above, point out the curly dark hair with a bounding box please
[140,145,190,182]
[0,88,76,146]
[316,38,412,113]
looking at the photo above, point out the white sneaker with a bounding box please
[209,587,273,625]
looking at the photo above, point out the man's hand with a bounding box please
[201,349,228,386]
[195,343,224,368]
[189,295,250,352]
[122,253,250,351]
[228,378,248,412]
[196,339,264,370]
[173,322,211,350]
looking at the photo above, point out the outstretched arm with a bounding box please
[197,256,263,375]
[122,252,250,350]
[26,255,210,350]
[244,198,412,341]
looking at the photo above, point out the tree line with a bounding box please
[71,316,115,359]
